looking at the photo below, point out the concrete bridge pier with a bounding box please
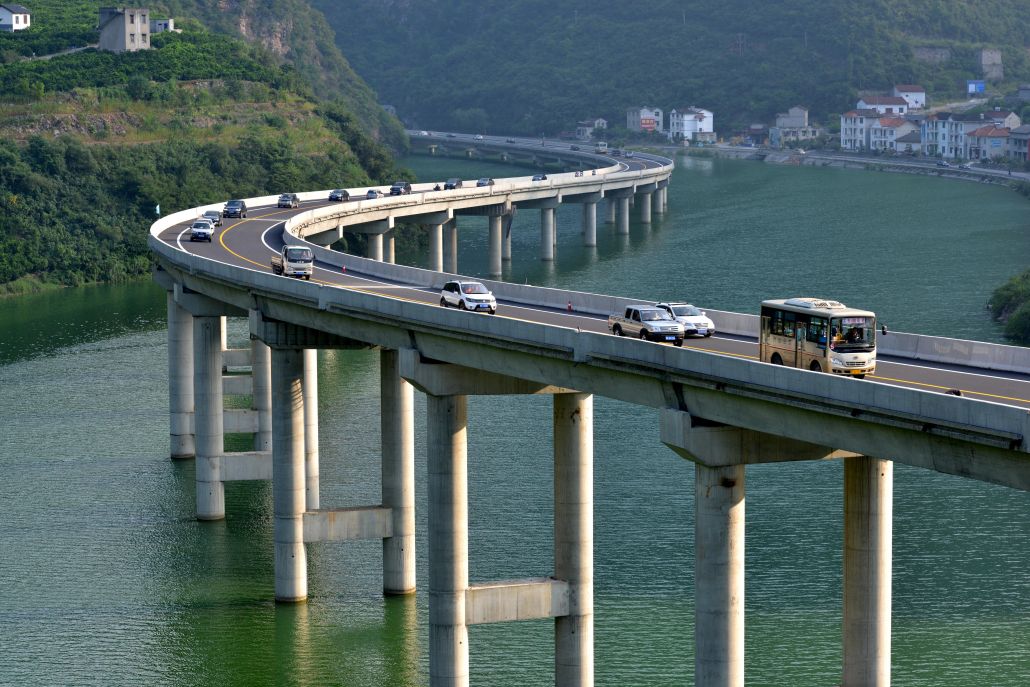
[445,220,458,273]
[554,392,594,686]
[381,349,416,595]
[385,232,396,264]
[303,349,320,511]
[618,196,631,235]
[427,391,470,686]
[488,215,503,277]
[367,234,384,262]
[430,223,444,272]
[272,346,307,602]
[252,339,272,452]
[582,202,597,247]
[540,207,556,261]
[194,315,226,520]
[166,292,195,459]
[502,216,512,262]
[638,191,653,223]
[606,198,617,224]
[662,186,669,212]
[842,456,892,687]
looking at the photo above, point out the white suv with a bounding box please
[189,219,214,242]
[440,280,497,314]
[655,302,715,337]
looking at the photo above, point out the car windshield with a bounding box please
[227,201,242,208]
[192,223,209,229]
[204,211,218,217]
[640,310,671,322]
[671,305,702,317]
[461,283,489,295]
[830,316,876,350]
[286,248,313,262]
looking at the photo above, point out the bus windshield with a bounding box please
[830,316,876,350]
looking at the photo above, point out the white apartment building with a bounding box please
[668,107,714,142]
[839,109,880,150]
[892,85,926,110]
[869,117,917,152]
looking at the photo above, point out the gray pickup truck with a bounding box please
[608,305,685,346]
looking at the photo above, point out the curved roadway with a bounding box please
[155,151,1030,411]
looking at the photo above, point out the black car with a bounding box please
[223,199,247,218]
[506,137,517,143]
[570,145,581,151]
[532,173,548,181]
[329,189,349,201]
[389,181,412,196]
[446,133,456,138]
[476,177,494,187]
[444,178,463,190]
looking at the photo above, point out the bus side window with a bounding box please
[808,317,826,344]
[783,313,795,338]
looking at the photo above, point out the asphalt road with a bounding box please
[159,189,1030,411]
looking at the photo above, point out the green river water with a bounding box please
[0,155,1027,686]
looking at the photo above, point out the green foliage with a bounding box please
[988,269,1030,344]
[317,0,1030,133]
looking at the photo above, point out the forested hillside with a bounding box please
[0,8,408,293]
[317,0,1030,134]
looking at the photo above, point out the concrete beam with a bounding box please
[224,408,259,434]
[221,450,273,481]
[516,196,561,210]
[465,577,570,625]
[222,374,252,396]
[308,227,342,245]
[302,506,393,542]
[399,348,577,396]
[346,218,394,235]
[175,283,247,317]
[562,191,604,204]
[250,310,371,350]
[223,348,251,369]
[660,410,859,467]
[406,210,453,225]
[454,201,512,217]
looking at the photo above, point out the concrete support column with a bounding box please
[639,191,653,223]
[444,221,458,273]
[502,217,512,262]
[167,293,194,459]
[303,348,320,512]
[252,338,272,451]
[842,456,893,687]
[381,349,416,595]
[653,188,664,216]
[605,198,617,224]
[488,215,503,277]
[554,393,594,686]
[695,464,745,687]
[617,197,631,235]
[540,207,555,261]
[429,223,444,272]
[367,234,384,262]
[385,232,396,264]
[219,316,228,352]
[193,316,225,520]
[428,393,469,687]
[582,202,597,247]
[662,187,669,212]
[272,347,307,603]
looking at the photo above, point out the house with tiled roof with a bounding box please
[668,107,714,143]
[892,85,926,110]
[839,109,880,150]
[1007,125,1030,163]
[98,7,151,53]
[922,112,987,159]
[626,106,663,133]
[983,108,1021,129]
[0,4,30,31]
[966,125,1009,160]
[856,96,909,115]
[869,116,917,152]
[895,131,922,154]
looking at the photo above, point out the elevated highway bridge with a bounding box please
[150,134,1029,687]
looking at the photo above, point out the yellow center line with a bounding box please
[873,374,1030,404]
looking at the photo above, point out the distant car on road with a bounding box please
[957,163,972,170]
[419,130,429,136]
[474,134,484,140]
[389,181,412,196]
[277,193,300,208]
[366,189,383,199]
[440,280,497,314]
[506,137,517,143]
[936,160,951,168]
[446,133,456,138]
[444,177,463,190]
[476,177,494,187]
[329,189,349,201]
[223,199,247,218]
[532,173,547,181]
[189,219,214,242]
[570,145,581,151]
[202,210,222,226]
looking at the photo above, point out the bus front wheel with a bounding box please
[771,353,784,366]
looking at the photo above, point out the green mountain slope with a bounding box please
[315,0,1030,133]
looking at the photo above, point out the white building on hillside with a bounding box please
[856,96,908,115]
[869,116,916,152]
[626,107,663,133]
[98,7,151,53]
[575,117,607,140]
[668,107,714,143]
[0,4,31,31]
[892,85,926,110]
[840,109,880,150]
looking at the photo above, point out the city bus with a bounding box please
[594,141,608,153]
[759,298,877,378]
